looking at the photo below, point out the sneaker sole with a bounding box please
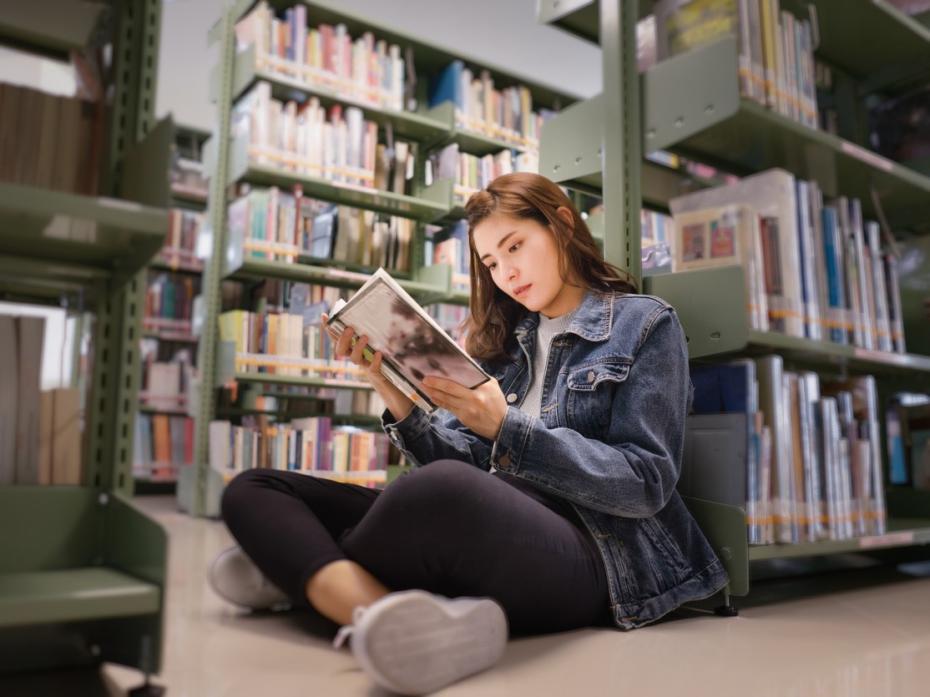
[352,590,508,695]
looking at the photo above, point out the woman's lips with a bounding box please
[514,284,531,297]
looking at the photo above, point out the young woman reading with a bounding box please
[211,172,728,695]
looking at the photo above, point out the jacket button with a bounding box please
[506,393,518,404]
[587,370,595,383]
[499,453,512,467]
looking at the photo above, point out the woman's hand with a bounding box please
[322,312,415,421]
[421,375,509,440]
[321,312,387,386]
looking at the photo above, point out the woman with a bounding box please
[213,173,729,695]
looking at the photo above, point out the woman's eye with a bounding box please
[486,263,496,271]
[509,242,521,253]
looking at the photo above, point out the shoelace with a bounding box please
[332,605,368,649]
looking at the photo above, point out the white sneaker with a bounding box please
[332,590,508,695]
[207,545,290,610]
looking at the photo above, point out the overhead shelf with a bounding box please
[0,182,169,291]
[536,0,601,43]
[227,136,453,222]
[539,0,930,95]
[782,0,930,95]
[224,47,539,160]
[0,1,106,59]
[222,256,454,299]
[541,38,930,231]
[231,372,375,391]
[226,45,451,143]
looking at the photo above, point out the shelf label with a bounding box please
[858,530,915,549]
[840,142,894,173]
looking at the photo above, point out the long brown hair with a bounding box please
[463,172,637,362]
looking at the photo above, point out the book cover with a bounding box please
[327,267,490,414]
[0,316,18,484]
[670,168,803,337]
[15,316,44,485]
[671,204,768,331]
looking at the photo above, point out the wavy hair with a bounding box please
[463,172,637,362]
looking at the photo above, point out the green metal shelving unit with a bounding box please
[181,0,574,516]
[540,0,930,606]
[0,0,171,681]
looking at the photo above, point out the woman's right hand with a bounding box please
[322,312,415,420]
[322,312,387,387]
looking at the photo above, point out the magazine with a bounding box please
[326,267,490,414]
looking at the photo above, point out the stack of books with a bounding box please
[228,186,416,271]
[688,358,887,545]
[209,416,390,482]
[235,1,409,111]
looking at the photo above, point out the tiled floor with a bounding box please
[96,496,930,697]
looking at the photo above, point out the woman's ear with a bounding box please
[555,205,574,230]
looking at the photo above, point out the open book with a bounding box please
[326,267,490,414]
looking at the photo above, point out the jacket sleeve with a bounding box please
[380,373,496,470]
[490,307,691,518]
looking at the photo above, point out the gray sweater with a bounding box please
[520,310,576,417]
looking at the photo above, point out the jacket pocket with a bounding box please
[566,358,632,433]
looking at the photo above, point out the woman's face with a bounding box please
[472,211,584,318]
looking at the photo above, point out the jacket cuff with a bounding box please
[381,406,432,457]
[490,406,534,474]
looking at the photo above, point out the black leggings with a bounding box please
[221,459,613,635]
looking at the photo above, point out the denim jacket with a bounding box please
[381,289,729,629]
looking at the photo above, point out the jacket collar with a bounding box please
[513,289,614,343]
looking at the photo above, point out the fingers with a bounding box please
[333,325,355,359]
[349,334,371,364]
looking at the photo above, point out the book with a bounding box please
[671,168,803,337]
[670,204,768,332]
[0,316,19,484]
[326,267,491,414]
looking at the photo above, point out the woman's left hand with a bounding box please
[421,375,509,440]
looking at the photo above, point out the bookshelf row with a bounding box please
[133,128,210,485]
[540,36,930,231]
[225,44,550,158]
[539,0,930,100]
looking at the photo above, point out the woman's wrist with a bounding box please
[371,375,415,421]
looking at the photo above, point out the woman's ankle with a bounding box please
[305,559,390,625]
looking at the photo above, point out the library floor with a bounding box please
[90,496,930,696]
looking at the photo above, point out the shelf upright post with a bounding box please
[84,0,163,495]
[183,5,237,516]
[599,0,642,288]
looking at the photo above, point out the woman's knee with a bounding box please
[373,459,489,520]
[220,468,269,524]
